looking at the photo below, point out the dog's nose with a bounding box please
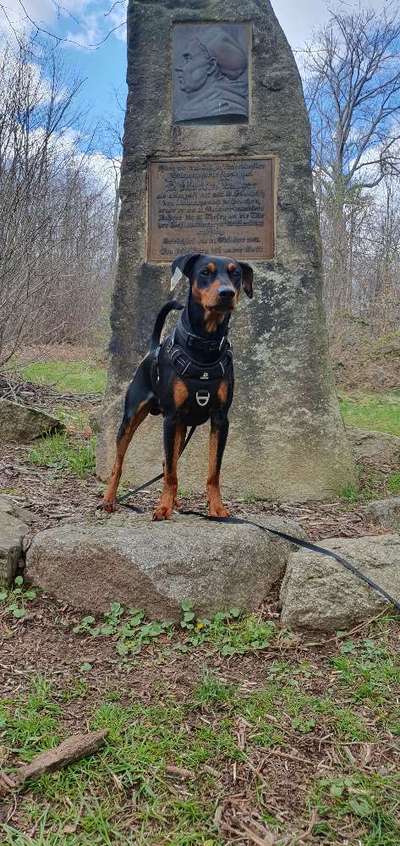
[218,287,235,300]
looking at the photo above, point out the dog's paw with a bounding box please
[152,505,173,521]
[98,498,117,514]
[208,504,230,519]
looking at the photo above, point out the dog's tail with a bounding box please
[149,300,183,352]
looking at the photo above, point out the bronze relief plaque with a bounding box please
[173,23,250,124]
[147,157,275,263]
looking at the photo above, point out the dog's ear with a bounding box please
[239,262,254,299]
[171,253,202,280]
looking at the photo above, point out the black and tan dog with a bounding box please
[101,253,253,519]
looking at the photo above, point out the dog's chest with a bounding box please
[177,379,226,424]
[155,344,233,425]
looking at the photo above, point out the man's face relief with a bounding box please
[175,40,215,93]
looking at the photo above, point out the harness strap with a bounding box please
[175,317,229,355]
[164,336,233,383]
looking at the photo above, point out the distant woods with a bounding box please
[305,3,400,334]
[0,38,114,365]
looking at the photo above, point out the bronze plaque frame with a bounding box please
[147,156,276,263]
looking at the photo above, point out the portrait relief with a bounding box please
[173,23,250,124]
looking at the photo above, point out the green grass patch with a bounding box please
[310,772,400,845]
[1,616,399,845]
[387,472,400,494]
[29,432,95,478]
[20,360,106,395]
[340,392,400,436]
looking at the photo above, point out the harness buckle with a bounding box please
[196,390,210,407]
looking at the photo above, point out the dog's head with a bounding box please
[171,253,253,315]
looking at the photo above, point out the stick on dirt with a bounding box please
[0,730,108,794]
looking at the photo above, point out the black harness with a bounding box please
[152,318,233,411]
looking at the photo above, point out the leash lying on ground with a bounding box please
[180,511,400,613]
[116,429,400,614]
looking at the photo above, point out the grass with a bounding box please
[1,614,399,845]
[19,360,106,395]
[3,356,399,843]
[339,391,400,437]
[28,432,96,478]
[17,361,400,438]
[339,468,400,503]
[15,358,399,437]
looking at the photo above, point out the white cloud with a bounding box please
[86,150,120,193]
[0,0,126,48]
[272,0,395,53]
[1,1,390,54]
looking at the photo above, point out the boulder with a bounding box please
[0,495,33,585]
[26,513,306,619]
[280,534,400,632]
[0,399,63,443]
[361,498,400,532]
[347,427,400,465]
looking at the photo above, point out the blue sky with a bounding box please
[0,0,389,155]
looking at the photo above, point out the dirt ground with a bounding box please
[1,367,399,846]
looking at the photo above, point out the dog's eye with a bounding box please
[230,267,241,284]
[201,267,212,277]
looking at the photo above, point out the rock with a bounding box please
[96,0,355,502]
[0,495,32,585]
[0,495,34,525]
[346,427,400,465]
[26,513,306,619]
[280,534,400,632]
[0,399,64,443]
[361,498,400,532]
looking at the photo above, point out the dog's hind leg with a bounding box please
[101,362,154,512]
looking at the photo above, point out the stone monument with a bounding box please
[97,0,355,501]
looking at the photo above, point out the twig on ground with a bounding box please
[0,729,108,794]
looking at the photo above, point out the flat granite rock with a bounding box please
[280,534,400,632]
[0,400,64,443]
[26,513,306,619]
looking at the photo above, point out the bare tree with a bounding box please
[0,36,114,365]
[305,4,400,320]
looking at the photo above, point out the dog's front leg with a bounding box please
[153,417,186,521]
[207,415,230,518]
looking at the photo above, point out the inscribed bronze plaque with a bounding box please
[147,158,275,262]
[173,23,250,124]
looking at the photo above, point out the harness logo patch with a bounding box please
[200,371,209,380]
[196,390,210,407]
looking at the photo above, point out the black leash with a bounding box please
[115,431,400,614]
[180,511,400,613]
[117,425,197,504]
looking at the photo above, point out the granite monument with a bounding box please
[97,0,354,501]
